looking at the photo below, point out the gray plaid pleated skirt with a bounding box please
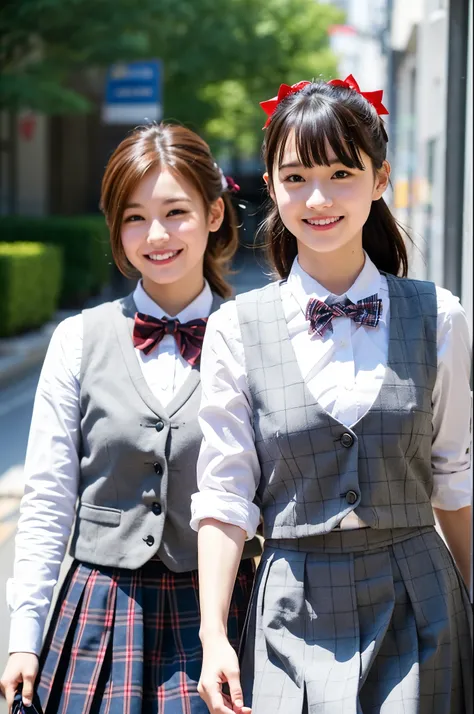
[240,526,472,714]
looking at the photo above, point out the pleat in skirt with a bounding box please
[240,526,472,714]
[36,556,255,714]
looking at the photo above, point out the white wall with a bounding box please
[390,1,449,283]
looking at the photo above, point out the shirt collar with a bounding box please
[133,279,214,322]
[287,252,386,324]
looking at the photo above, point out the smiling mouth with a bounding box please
[303,216,343,227]
[144,250,183,263]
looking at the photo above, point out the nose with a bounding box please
[306,185,333,210]
[147,219,169,242]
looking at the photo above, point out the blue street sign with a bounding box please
[102,59,163,124]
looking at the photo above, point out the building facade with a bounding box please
[389,0,472,325]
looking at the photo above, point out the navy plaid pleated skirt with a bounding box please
[36,556,255,714]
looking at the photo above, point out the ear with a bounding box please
[372,160,390,201]
[208,197,225,232]
[263,171,275,202]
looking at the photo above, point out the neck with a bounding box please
[141,274,206,316]
[297,240,366,296]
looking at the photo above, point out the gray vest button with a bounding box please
[143,535,155,546]
[341,432,354,448]
[345,490,358,505]
[151,502,162,516]
[153,462,163,476]
[155,420,165,432]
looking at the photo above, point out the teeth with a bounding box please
[307,217,341,225]
[148,251,178,261]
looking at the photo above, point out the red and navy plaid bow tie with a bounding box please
[305,294,382,337]
[133,313,208,366]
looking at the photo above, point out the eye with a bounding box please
[167,208,187,217]
[124,214,144,223]
[284,174,305,183]
[332,170,351,179]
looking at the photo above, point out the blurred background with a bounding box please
[0,0,472,701]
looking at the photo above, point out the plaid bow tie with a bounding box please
[133,312,208,366]
[305,294,383,337]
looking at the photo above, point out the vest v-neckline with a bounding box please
[113,294,201,419]
[276,272,400,433]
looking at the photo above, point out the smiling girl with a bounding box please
[0,123,260,714]
[191,78,473,714]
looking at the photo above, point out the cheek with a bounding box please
[120,225,144,257]
[177,217,209,249]
[274,186,297,215]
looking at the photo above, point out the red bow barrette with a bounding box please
[260,81,311,128]
[225,176,240,193]
[327,74,388,116]
[260,75,388,128]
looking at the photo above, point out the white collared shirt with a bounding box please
[7,280,213,656]
[190,254,472,539]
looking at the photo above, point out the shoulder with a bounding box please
[207,298,239,336]
[385,273,437,299]
[235,281,280,307]
[82,297,125,320]
[44,314,83,382]
[433,285,469,339]
[50,313,83,347]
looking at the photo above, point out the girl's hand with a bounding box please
[0,652,39,712]
[198,633,251,714]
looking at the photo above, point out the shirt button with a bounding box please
[340,432,354,448]
[143,535,155,546]
[345,490,358,505]
[153,462,163,476]
[155,420,164,432]
[151,502,162,516]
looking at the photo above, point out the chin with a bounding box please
[300,237,348,254]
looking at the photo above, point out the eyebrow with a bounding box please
[124,197,192,209]
[279,158,343,171]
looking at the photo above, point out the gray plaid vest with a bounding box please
[70,293,261,570]
[235,274,438,538]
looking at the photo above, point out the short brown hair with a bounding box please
[100,123,239,298]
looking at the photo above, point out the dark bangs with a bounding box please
[260,81,408,280]
[265,85,387,180]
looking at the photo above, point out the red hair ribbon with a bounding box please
[260,75,388,128]
[327,74,389,115]
[260,81,311,128]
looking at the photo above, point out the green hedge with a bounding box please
[0,215,111,308]
[0,242,63,337]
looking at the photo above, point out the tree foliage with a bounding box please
[1,0,344,152]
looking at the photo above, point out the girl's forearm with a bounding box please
[198,519,247,641]
[434,505,472,587]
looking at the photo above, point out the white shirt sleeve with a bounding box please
[7,316,82,655]
[431,287,472,510]
[190,301,261,539]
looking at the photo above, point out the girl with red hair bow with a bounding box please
[192,77,472,714]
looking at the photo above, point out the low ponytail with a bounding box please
[362,198,409,277]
